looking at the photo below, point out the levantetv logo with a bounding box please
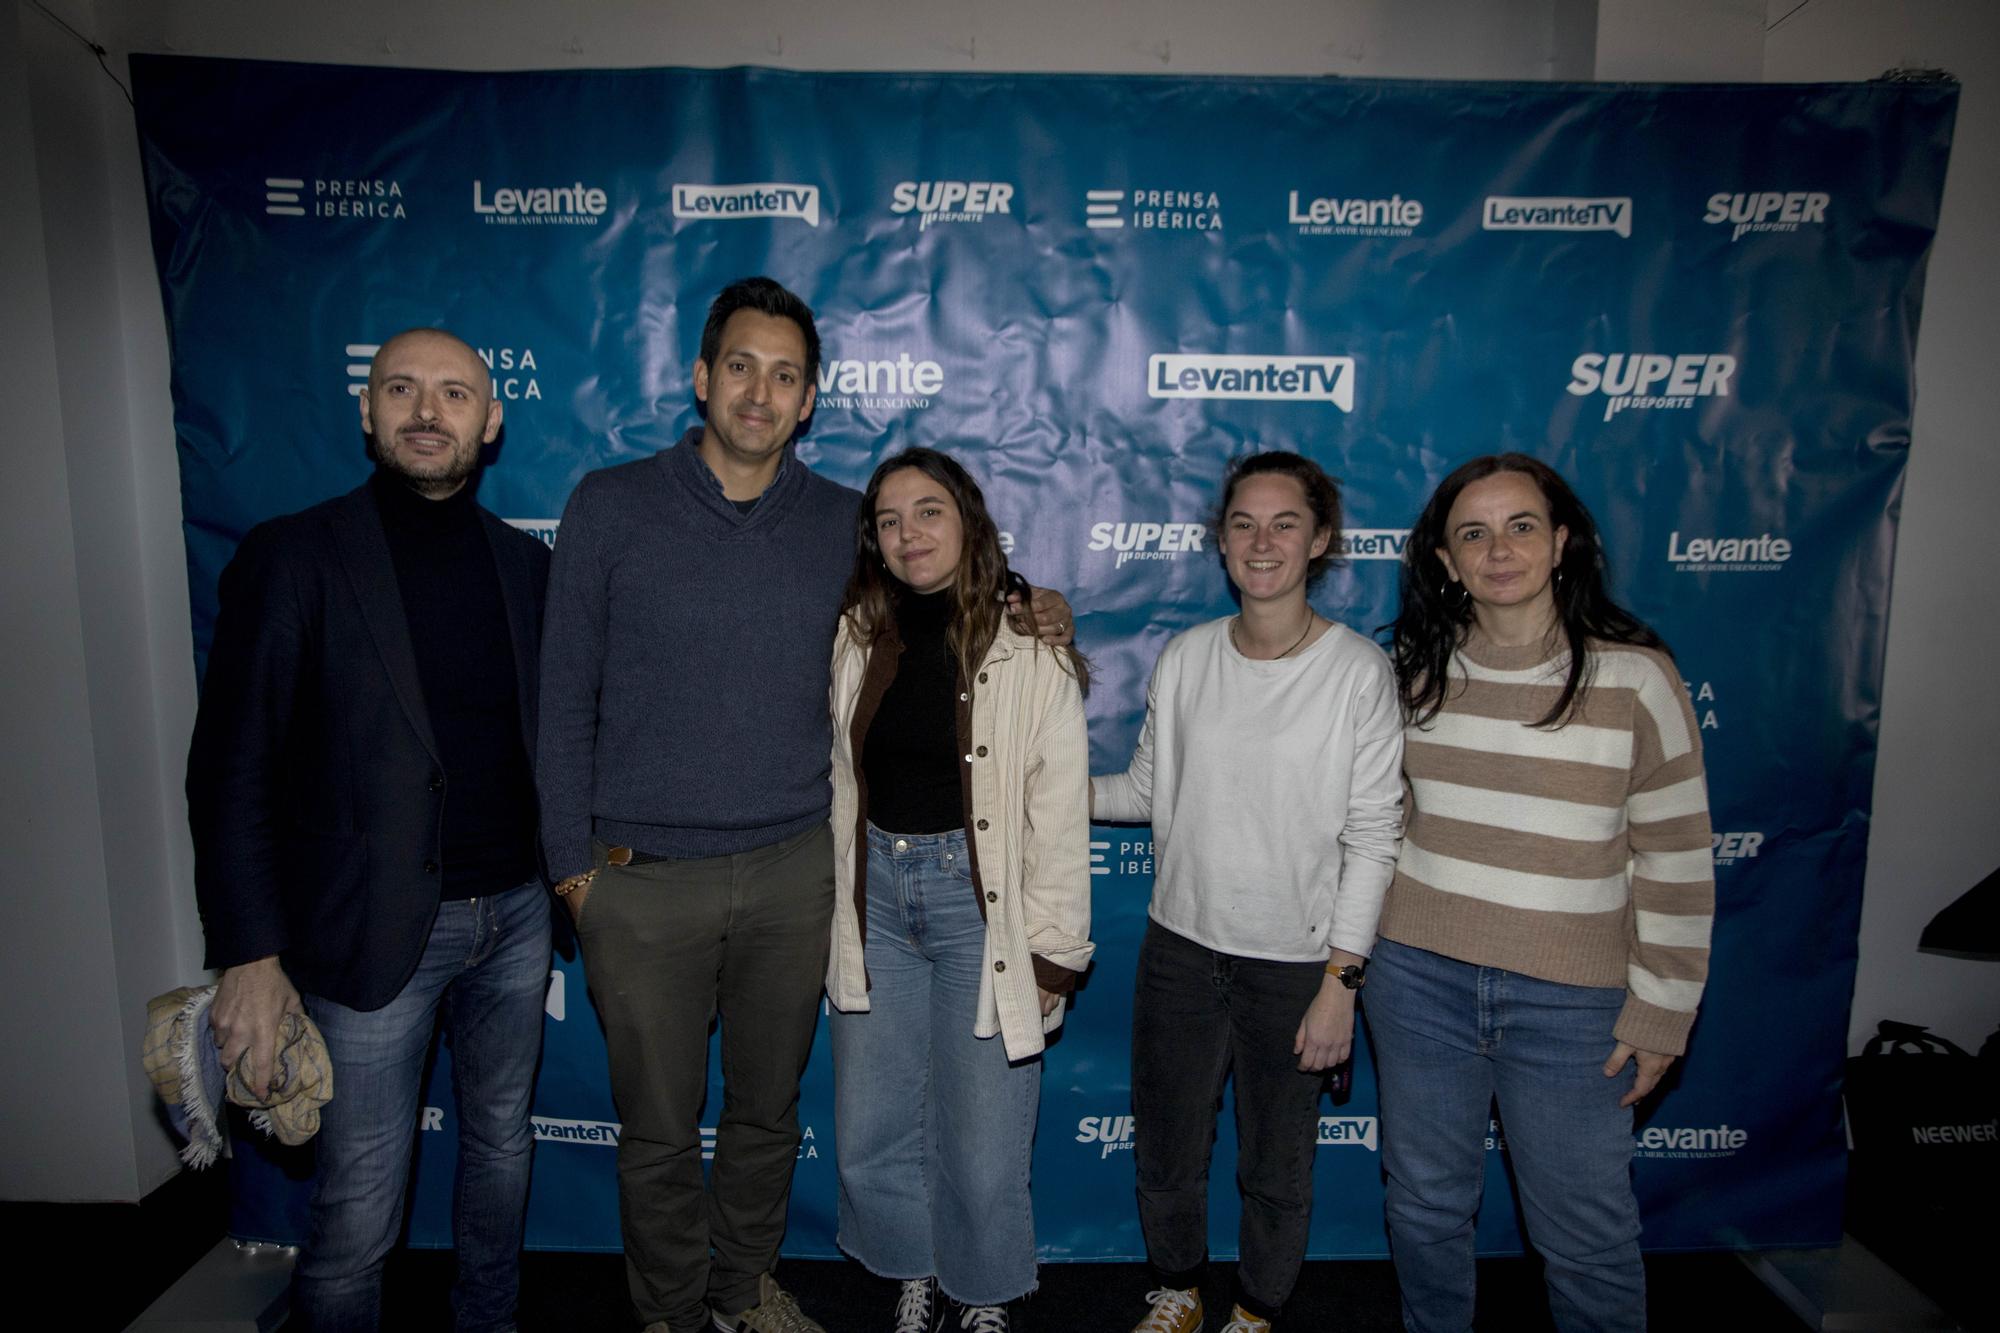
[1333,530,1412,561]
[472,179,608,224]
[1149,355,1354,410]
[1703,190,1829,242]
[1567,353,1735,422]
[1484,195,1631,237]
[672,183,821,226]
[1317,1116,1379,1150]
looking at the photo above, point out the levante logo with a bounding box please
[1668,529,1791,573]
[472,179,608,225]
[1634,1124,1748,1159]
[1148,355,1355,410]
[1288,191,1424,237]
[815,352,944,411]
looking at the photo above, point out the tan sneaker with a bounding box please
[1219,1305,1270,1333]
[1133,1286,1204,1333]
[713,1272,826,1333]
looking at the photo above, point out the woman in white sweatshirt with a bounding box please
[1094,451,1405,1333]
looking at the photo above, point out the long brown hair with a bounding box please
[1386,453,1665,728]
[842,448,1088,693]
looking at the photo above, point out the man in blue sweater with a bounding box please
[539,278,1070,1333]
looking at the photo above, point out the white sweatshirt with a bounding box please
[1092,617,1405,962]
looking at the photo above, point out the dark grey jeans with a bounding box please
[575,823,835,1333]
[1131,919,1328,1321]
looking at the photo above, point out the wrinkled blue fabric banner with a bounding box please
[133,56,1956,1257]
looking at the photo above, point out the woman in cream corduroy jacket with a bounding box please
[825,614,1094,1061]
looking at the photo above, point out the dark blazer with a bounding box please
[186,481,551,1011]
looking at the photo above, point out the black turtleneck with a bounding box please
[371,470,538,899]
[861,588,965,835]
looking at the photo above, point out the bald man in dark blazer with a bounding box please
[187,328,552,1333]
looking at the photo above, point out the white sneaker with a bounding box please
[1133,1286,1204,1333]
[1219,1305,1271,1333]
[895,1277,941,1333]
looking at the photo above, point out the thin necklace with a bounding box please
[1231,610,1316,660]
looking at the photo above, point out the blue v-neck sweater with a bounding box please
[538,430,860,876]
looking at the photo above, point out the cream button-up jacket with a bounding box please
[826,618,1095,1062]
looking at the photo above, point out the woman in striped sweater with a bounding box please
[1370,454,1713,1333]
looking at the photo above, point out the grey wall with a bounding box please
[4,0,1991,1200]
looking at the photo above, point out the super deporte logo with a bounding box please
[1703,190,1828,242]
[672,182,821,227]
[1088,521,1207,569]
[472,179,608,225]
[1712,831,1765,865]
[1483,195,1631,237]
[265,174,406,221]
[1288,191,1424,237]
[1076,1114,1136,1159]
[1148,354,1355,410]
[1567,353,1735,422]
[891,180,1015,229]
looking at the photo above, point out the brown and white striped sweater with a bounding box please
[1377,629,1714,1056]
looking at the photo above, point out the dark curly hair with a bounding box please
[1387,453,1665,729]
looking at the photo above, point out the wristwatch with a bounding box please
[1331,961,1367,990]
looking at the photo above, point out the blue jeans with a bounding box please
[829,825,1041,1306]
[295,883,552,1333]
[1365,938,1643,1333]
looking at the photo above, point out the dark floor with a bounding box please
[14,1163,1990,1332]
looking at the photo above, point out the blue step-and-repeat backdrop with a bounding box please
[132,57,1957,1258]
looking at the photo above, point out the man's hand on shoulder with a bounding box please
[212,955,303,1098]
[1007,586,1076,647]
